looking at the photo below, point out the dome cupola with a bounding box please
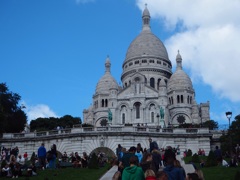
[95,56,118,94]
[167,51,193,91]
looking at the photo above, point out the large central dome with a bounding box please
[123,5,170,64]
[125,30,169,61]
[121,5,172,84]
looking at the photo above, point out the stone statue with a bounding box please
[108,109,112,121]
[24,123,30,133]
[160,107,164,119]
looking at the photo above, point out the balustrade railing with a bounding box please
[1,127,210,139]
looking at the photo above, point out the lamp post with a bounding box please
[226,111,232,156]
[226,111,232,129]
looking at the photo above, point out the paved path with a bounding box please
[176,155,195,174]
[99,165,118,180]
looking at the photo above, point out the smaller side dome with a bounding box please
[167,52,193,91]
[95,56,118,94]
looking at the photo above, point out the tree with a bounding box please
[202,120,218,130]
[0,83,27,134]
[30,115,81,132]
[220,114,240,155]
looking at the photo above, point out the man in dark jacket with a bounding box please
[120,146,138,169]
[37,143,46,170]
[163,148,185,180]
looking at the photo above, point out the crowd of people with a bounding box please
[0,143,92,178]
[112,138,204,180]
[0,146,36,178]
[1,141,240,179]
[214,145,240,168]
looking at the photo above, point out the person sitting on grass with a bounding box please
[222,159,229,167]
[1,164,11,177]
[27,163,37,176]
[72,152,82,168]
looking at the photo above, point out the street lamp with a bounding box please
[156,114,160,127]
[226,111,233,156]
[226,111,232,129]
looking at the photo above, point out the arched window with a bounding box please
[150,77,155,88]
[134,102,141,119]
[125,82,127,87]
[177,95,180,103]
[187,96,190,104]
[181,95,184,103]
[105,99,108,107]
[171,97,173,104]
[165,79,168,85]
[157,79,161,90]
[101,99,104,107]
[151,112,154,123]
[135,77,140,82]
[122,113,125,124]
[190,96,192,104]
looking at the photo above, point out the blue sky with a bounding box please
[1,0,240,128]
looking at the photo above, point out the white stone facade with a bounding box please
[83,6,210,128]
[0,127,212,157]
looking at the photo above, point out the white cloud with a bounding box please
[76,0,95,4]
[22,102,58,121]
[136,0,240,102]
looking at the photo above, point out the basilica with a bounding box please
[83,6,210,127]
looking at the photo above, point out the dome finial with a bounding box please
[176,50,182,70]
[142,4,151,32]
[105,55,111,73]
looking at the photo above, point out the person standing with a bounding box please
[37,143,47,170]
[122,156,145,180]
[116,144,123,161]
[149,138,154,153]
[152,147,162,173]
[163,148,185,180]
[49,144,57,168]
[120,146,138,169]
[135,147,143,163]
[23,152,28,161]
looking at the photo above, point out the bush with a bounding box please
[88,152,99,169]
[192,153,200,163]
[187,149,192,157]
[205,150,218,167]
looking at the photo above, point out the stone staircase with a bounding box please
[99,155,195,179]
[176,155,195,174]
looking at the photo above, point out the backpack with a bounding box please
[152,141,159,150]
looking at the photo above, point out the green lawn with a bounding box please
[0,165,110,180]
[202,166,240,180]
[184,156,240,180]
[1,159,240,180]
